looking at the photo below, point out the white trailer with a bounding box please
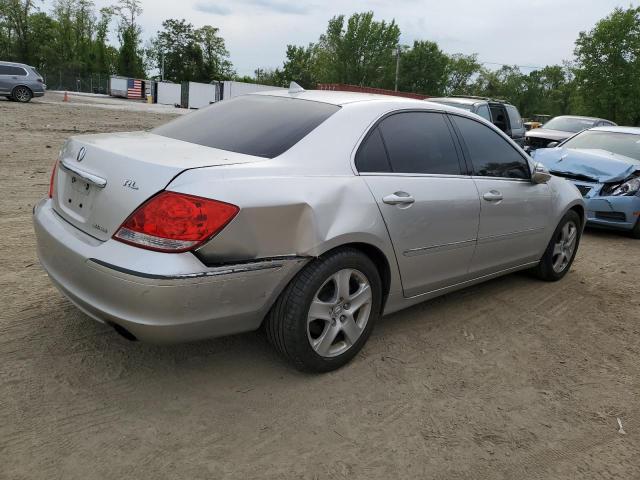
[220,80,284,100]
[181,81,216,109]
[109,76,128,97]
[156,82,181,106]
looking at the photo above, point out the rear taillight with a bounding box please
[113,191,239,253]
[48,161,58,198]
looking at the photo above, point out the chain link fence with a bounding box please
[41,72,111,94]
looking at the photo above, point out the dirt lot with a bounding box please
[1,92,639,479]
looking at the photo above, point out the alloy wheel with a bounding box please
[307,268,372,358]
[552,220,578,273]
[14,87,30,102]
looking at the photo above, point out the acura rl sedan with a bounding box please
[34,86,585,372]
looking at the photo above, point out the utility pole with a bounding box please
[394,45,401,92]
[161,52,165,81]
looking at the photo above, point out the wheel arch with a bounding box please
[11,84,33,98]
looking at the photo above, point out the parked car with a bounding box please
[525,115,616,150]
[532,126,640,237]
[0,61,46,102]
[33,88,585,372]
[428,96,526,146]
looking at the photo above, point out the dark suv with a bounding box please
[428,96,526,146]
[0,61,46,102]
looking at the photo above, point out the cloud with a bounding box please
[238,0,316,15]
[194,2,232,15]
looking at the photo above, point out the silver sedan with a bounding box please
[33,87,585,372]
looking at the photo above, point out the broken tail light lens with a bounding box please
[48,160,58,198]
[113,191,239,253]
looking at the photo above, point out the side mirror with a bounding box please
[531,162,552,184]
[546,141,559,148]
[523,145,532,154]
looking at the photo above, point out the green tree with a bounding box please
[574,6,640,124]
[314,12,400,88]
[398,40,448,95]
[115,0,144,77]
[0,0,41,62]
[444,53,481,95]
[281,44,316,88]
[195,24,233,80]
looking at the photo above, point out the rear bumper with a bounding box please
[33,199,307,343]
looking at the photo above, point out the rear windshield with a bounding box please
[153,95,340,158]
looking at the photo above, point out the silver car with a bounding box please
[33,88,585,372]
[0,61,46,102]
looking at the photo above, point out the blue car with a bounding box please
[532,126,640,237]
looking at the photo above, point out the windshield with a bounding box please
[428,100,473,111]
[563,130,640,161]
[543,117,596,133]
[153,95,340,158]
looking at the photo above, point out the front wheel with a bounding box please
[12,86,32,103]
[265,248,382,372]
[532,210,582,281]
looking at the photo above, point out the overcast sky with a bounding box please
[45,0,634,76]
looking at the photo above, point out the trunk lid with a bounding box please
[52,131,261,241]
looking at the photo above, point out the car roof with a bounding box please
[429,97,479,105]
[552,115,608,122]
[590,126,640,135]
[0,61,32,68]
[251,89,462,110]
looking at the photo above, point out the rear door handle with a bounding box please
[482,190,503,202]
[383,192,415,205]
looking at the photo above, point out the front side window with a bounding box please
[376,111,461,175]
[153,95,340,159]
[453,115,530,179]
[476,104,491,121]
[506,105,523,130]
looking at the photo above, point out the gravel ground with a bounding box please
[1,93,639,479]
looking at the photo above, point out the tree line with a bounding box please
[1,2,639,124]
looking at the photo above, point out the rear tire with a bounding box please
[532,210,582,281]
[12,86,32,103]
[265,247,382,372]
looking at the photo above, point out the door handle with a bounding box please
[383,192,415,205]
[482,190,503,202]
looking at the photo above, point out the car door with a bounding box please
[450,114,551,276]
[357,111,481,297]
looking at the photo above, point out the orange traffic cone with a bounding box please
[63,91,69,102]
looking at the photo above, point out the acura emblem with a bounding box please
[76,147,86,162]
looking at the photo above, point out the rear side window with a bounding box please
[476,104,491,121]
[0,65,26,76]
[452,115,529,179]
[355,128,391,172]
[377,112,461,175]
[506,105,523,130]
[153,95,340,158]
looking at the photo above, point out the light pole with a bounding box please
[394,45,401,92]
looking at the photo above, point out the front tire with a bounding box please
[265,248,382,372]
[630,217,640,239]
[533,210,582,281]
[12,86,32,103]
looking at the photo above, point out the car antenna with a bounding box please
[288,81,305,94]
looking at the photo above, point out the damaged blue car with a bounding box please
[532,126,640,237]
